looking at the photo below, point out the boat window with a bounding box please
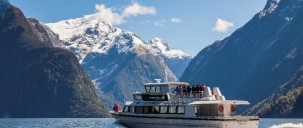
[135,106,143,114]
[160,106,168,114]
[169,86,176,93]
[146,86,162,94]
[133,106,184,114]
[152,106,160,114]
[123,106,130,112]
[129,106,134,112]
[150,86,156,93]
[143,106,151,114]
[155,86,161,93]
[134,95,142,100]
[169,106,177,114]
[177,106,185,114]
[145,86,151,93]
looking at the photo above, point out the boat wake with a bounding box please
[270,123,303,128]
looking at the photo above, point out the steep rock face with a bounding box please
[180,0,303,113]
[45,14,188,106]
[245,66,303,118]
[0,3,109,118]
[27,18,65,48]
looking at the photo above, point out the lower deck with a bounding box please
[112,113,259,128]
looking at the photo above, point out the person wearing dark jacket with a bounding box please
[192,85,196,98]
[187,85,192,98]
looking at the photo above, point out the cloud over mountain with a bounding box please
[94,4,124,25]
[212,18,234,33]
[92,2,156,25]
[122,2,156,17]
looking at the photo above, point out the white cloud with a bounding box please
[91,3,156,26]
[92,4,124,25]
[212,19,234,33]
[154,21,163,27]
[170,18,182,23]
[153,19,165,27]
[122,3,156,17]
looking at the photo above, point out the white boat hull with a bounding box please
[113,114,259,128]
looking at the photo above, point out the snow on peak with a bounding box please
[151,37,170,51]
[46,14,191,62]
[259,0,280,18]
[46,15,123,62]
[46,14,113,41]
[259,0,303,19]
[149,37,191,59]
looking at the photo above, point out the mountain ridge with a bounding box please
[45,16,191,73]
[43,13,191,106]
[0,3,110,118]
[180,0,303,116]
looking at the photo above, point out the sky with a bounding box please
[9,0,267,56]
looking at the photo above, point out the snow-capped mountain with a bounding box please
[45,13,191,106]
[46,16,191,65]
[148,38,192,77]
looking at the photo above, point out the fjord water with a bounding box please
[0,118,302,128]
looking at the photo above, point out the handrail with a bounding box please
[196,115,259,119]
[169,92,205,99]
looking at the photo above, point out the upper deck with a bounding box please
[120,81,253,118]
[133,82,226,102]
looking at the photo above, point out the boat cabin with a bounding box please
[113,81,259,128]
[133,82,189,101]
[126,81,250,117]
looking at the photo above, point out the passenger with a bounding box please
[202,84,206,91]
[182,86,187,98]
[187,85,192,98]
[197,84,202,98]
[192,85,196,98]
[173,86,180,98]
[113,103,120,113]
[173,86,180,93]
[201,84,206,97]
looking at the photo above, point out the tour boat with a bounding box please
[111,80,259,128]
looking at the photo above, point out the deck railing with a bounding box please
[196,115,259,120]
[169,92,205,99]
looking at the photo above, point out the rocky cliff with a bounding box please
[180,0,303,116]
[0,2,109,118]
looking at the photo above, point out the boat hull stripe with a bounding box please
[116,114,259,121]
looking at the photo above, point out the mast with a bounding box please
[164,58,168,82]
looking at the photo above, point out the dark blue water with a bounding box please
[0,118,302,128]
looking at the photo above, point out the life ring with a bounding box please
[231,105,236,112]
[218,105,224,113]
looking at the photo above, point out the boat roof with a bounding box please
[189,100,250,105]
[125,100,250,106]
[144,82,189,87]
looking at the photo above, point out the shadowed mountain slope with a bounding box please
[0,3,110,118]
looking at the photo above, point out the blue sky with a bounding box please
[10,0,266,56]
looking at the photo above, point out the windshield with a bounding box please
[145,86,162,93]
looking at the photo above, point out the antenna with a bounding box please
[155,79,161,83]
[164,58,168,82]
